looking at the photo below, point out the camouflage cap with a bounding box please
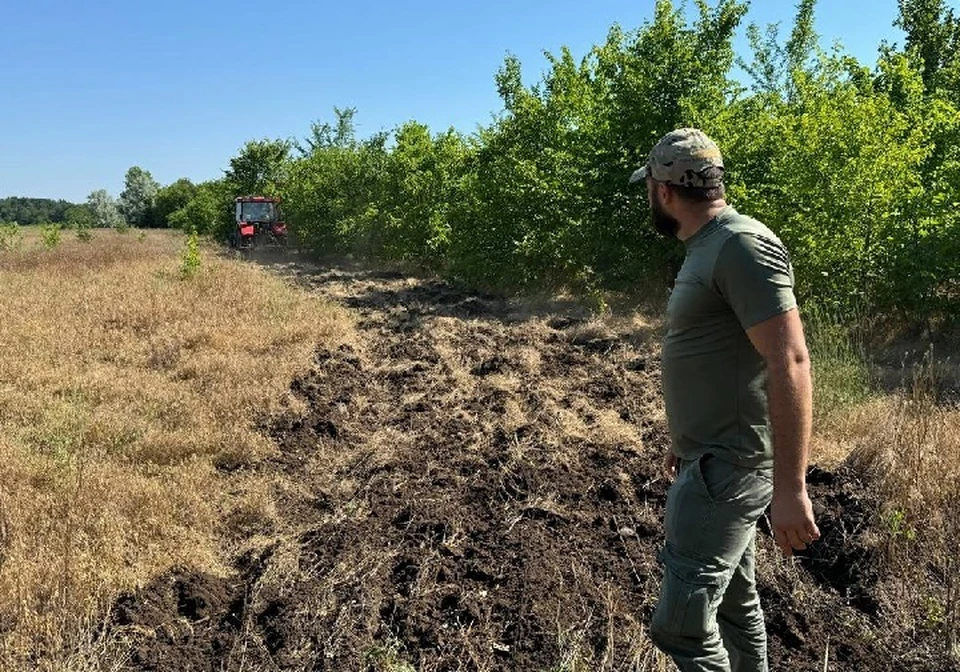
[629,128,724,188]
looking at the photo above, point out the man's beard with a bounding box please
[650,191,680,239]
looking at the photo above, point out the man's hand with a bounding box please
[663,452,678,481]
[771,488,820,557]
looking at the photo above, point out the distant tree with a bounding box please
[119,167,160,227]
[87,190,125,228]
[0,197,74,225]
[154,178,197,228]
[168,179,232,237]
[224,139,290,196]
[64,204,94,229]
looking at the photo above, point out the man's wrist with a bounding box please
[773,476,806,494]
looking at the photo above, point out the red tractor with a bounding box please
[230,196,288,250]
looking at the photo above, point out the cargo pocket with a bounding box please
[653,542,732,639]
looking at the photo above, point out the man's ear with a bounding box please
[655,181,672,206]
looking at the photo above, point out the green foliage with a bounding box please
[284,108,390,255]
[200,0,959,322]
[168,179,232,238]
[39,223,62,250]
[0,222,22,251]
[805,305,873,421]
[922,595,946,630]
[87,189,125,229]
[119,166,160,227]
[75,224,93,242]
[895,0,960,100]
[364,639,416,672]
[64,204,93,227]
[377,122,466,265]
[884,508,917,542]
[154,178,197,227]
[179,230,201,279]
[446,48,596,288]
[65,204,94,242]
[0,197,74,226]
[721,60,929,314]
[225,138,291,197]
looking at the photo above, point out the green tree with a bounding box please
[284,109,389,254]
[300,106,359,153]
[63,204,93,228]
[714,0,950,315]
[119,166,160,227]
[154,178,197,228]
[445,0,747,289]
[39,223,62,249]
[225,139,291,197]
[895,0,960,99]
[378,122,467,264]
[168,179,232,237]
[87,190,125,229]
[64,204,94,240]
[446,48,597,288]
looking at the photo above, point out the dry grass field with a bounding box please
[0,229,351,669]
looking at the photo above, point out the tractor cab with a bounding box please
[231,196,288,249]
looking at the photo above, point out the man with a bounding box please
[629,129,820,672]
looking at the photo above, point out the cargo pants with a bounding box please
[650,454,774,672]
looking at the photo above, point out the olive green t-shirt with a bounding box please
[662,206,797,469]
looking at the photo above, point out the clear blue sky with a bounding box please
[1,0,911,202]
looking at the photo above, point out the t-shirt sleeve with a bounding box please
[713,233,798,329]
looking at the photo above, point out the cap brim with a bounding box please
[628,166,648,184]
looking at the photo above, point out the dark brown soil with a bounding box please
[108,256,957,671]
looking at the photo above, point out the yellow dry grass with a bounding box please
[0,230,352,668]
[811,354,960,656]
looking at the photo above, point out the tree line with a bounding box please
[12,0,960,320]
[1,172,160,231]
[0,197,76,226]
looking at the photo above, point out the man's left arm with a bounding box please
[746,310,820,557]
[714,232,820,558]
